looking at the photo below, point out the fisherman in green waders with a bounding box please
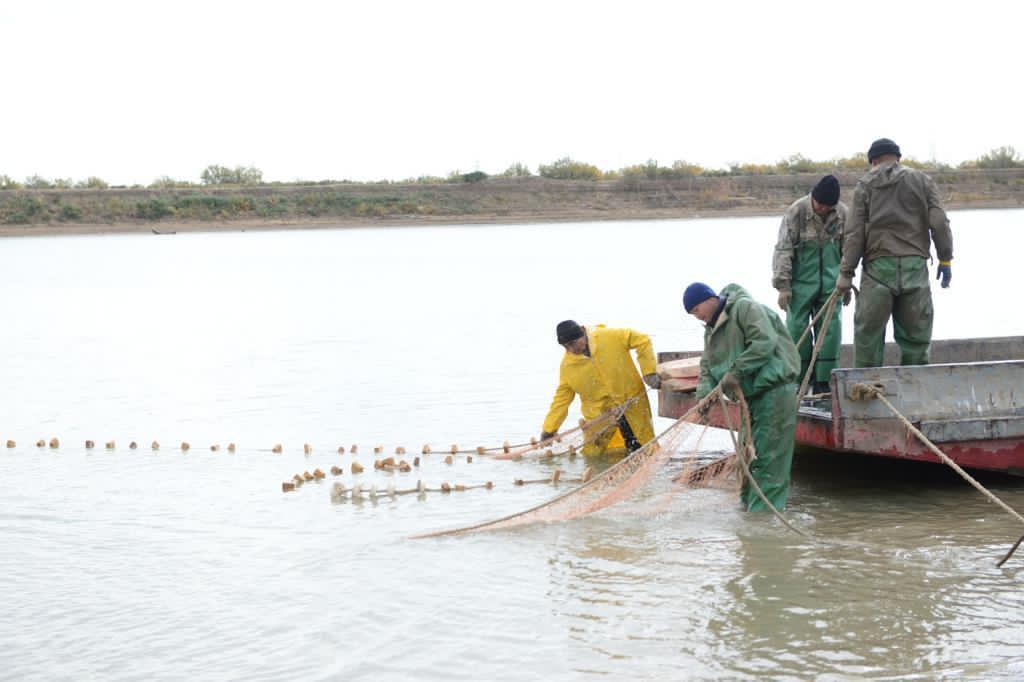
[836,138,954,367]
[772,174,847,394]
[684,282,800,511]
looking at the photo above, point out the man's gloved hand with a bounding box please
[643,373,662,390]
[539,431,555,442]
[720,371,740,400]
[936,261,952,288]
[836,273,853,306]
[777,289,792,311]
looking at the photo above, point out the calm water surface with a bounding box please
[2,210,1024,680]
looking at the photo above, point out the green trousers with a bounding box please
[786,286,841,383]
[741,382,798,512]
[854,256,933,367]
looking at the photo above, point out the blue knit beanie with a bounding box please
[683,282,716,313]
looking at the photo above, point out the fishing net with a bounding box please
[490,396,639,461]
[413,389,741,538]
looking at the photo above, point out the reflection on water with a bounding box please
[1,211,1024,679]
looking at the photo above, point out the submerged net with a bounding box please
[413,389,737,538]
[673,451,741,490]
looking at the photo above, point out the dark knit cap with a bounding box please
[556,320,585,345]
[683,282,717,313]
[867,138,901,162]
[812,174,840,206]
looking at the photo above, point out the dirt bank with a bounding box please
[2,169,1021,237]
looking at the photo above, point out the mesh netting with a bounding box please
[413,389,738,538]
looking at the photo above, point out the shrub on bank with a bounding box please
[150,176,195,189]
[501,162,532,177]
[539,157,603,180]
[620,160,705,180]
[200,165,263,186]
[59,204,83,221]
[1,196,46,223]
[135,199,174,220]
[960,146,1023,170]
[460,171,488,183]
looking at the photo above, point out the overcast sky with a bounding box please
[2,0,1020,185]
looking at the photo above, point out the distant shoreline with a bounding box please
[0,200,1018,239]
[0,205,780,238]
[2,171,1021,238]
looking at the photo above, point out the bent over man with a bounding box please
[836,138,954,367]
[773,174,847,393]
[540,320,660,456]
[684,282,800,511]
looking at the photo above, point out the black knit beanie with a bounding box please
[812,174,840,206]
[867,138,901,162]
[556,320,584,345]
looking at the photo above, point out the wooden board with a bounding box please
[657,357,701,380]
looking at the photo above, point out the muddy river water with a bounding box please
[2,209,1023,680]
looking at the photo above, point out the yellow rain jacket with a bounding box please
[542,325,656,455]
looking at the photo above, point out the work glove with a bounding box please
[643,373,662,390]
[835,273,853,306]
[777,289,792,311]
[539,431,555,443]
[936,261,952,288]
[720,371,741,400]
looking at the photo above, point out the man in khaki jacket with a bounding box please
[772,175,847,393]
[835,138,954,367]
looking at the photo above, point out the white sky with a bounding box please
[1,0,1021,185]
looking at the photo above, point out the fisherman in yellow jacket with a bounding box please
[540,320,660,456]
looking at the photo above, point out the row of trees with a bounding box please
[3,147,1022,190]
[536,147,1024,180]
[0,165,263,191]
[0,175,109,190]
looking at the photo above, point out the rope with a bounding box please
[796,288,840,399]
[793,287,840,351]
[851,383,1024,565]
[719,389,810,538]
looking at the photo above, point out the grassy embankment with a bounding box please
[1,169,1023,235]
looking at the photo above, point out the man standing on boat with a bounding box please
[684,282,800,511]
[835,138,954,367]
[773,174,847,394]
[539,321,659,456]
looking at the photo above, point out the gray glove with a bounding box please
[836,274,853,306]
[539,431,555,442]
[643,373,662,390]
[777,289,792,311]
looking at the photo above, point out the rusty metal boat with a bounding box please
[657,336,1024,475]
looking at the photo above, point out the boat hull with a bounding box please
[657,336,1024,475]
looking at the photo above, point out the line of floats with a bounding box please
[4,435,590,499]
[3,437,570,456]
[315,463,595,502]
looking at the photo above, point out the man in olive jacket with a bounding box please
[836,138,954,367]
[684,282,800,511]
